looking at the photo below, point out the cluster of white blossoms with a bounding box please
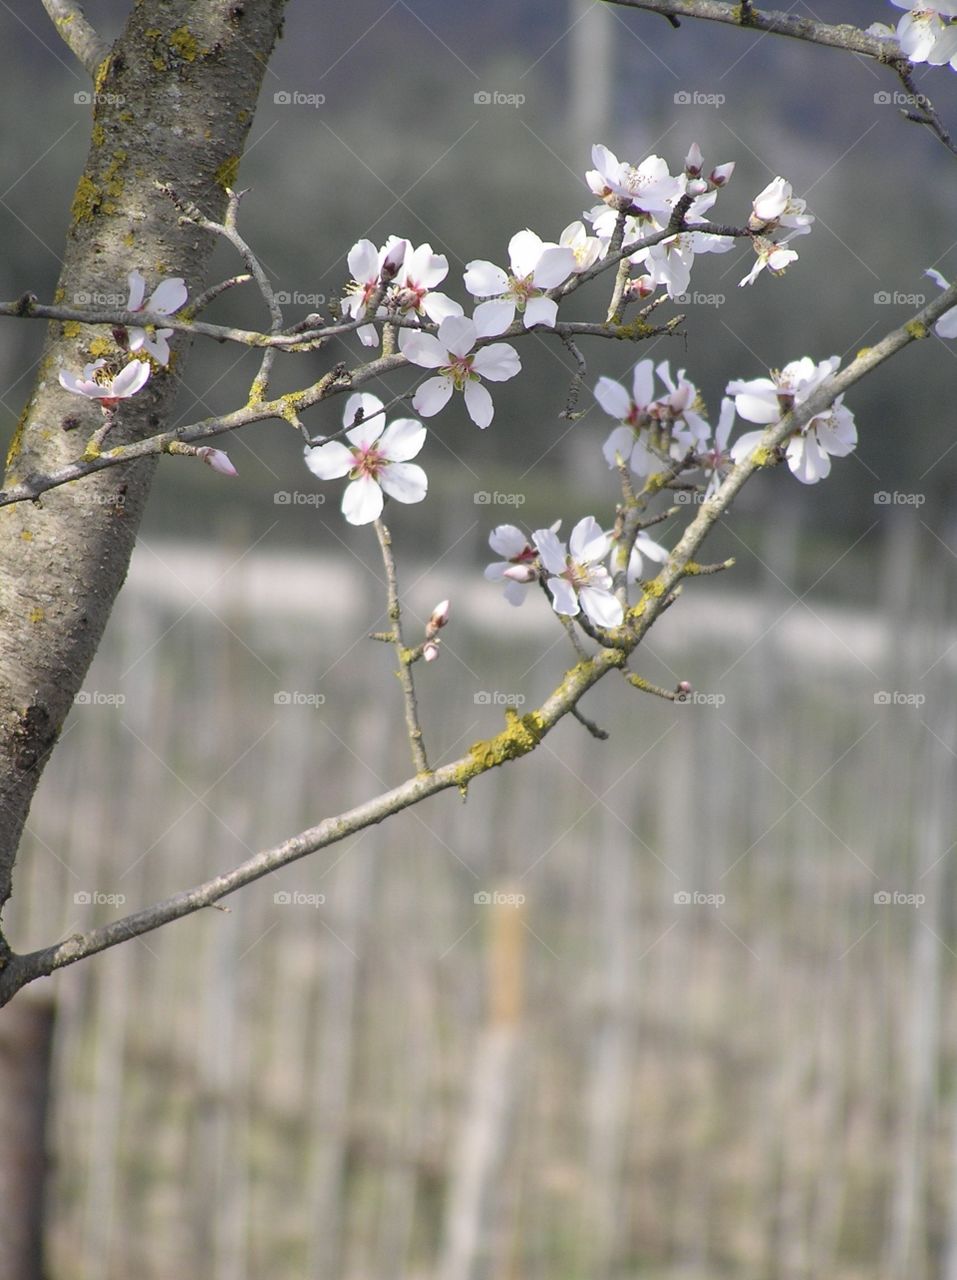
[481,348,860,624]
[58,271,237,477]
[304,141,822,524]
[869,1,957,69]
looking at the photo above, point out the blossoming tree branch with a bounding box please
[0,0,956,1004]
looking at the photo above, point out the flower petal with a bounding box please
[464,259,509,297]
[112,360,151,398]
[342,474,384,524]
[400,330,449,369]
[533,528,567,576]
[127,270,147,311]
[472,343,520,382]
[438,315,478,358]
[531,245,575,290]
[148,278,188,315]
[594,377,632,421]
[412,376,454,418]
[472,298,514,336]
[378,418,426,461]
[304,440,354,479]
[569,516,609,564]
[580,586,623,628]
[523,296,558,329]
[379,461,428,505]
[463,380,494,428]
[546,577,580,616]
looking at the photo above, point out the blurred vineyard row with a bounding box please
[7,511,957,1280]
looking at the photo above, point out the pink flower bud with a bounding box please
[686,177,708,198]
[676,680,693,700]
[197,447,238,477]
[710,162,735,188]
[684,142,703,176]
[503,563,537,584]
[426,599,451,639]
[380,239,408,281]
[423,640,441,662]
[627,275,656,301]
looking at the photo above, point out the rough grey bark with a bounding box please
[0,2,287,944]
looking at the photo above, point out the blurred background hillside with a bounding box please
[4,1,957,1278]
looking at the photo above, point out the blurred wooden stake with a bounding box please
[439,890,525,1280]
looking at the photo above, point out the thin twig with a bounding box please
[373,518,430,774]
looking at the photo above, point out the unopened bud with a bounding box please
[627,274,656,301]
[423,640,441,662]
[686,177,708,198]
[197,446,238,477]
[503,563,537,583]
[426,599,451,638]
[684,142,703,176]
[380,239,408,281]
[676,680,693,700]
[710,162,735,188]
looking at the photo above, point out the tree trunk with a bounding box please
[0,995,55,1280]
[0,1,287,966]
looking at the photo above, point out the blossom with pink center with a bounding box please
[586,144,684,217]
[738,235,801,287]
[126,269,188,365]
[595,359,709,475]
[464,229,576,335]
[533,517,623,628]
[392,241,463,327]
[304,392,427,525]
[728,357,857,484]
[59,358,150,407]
[342,238,410,347]
[484,524,542,606]
[399,315,520,429]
